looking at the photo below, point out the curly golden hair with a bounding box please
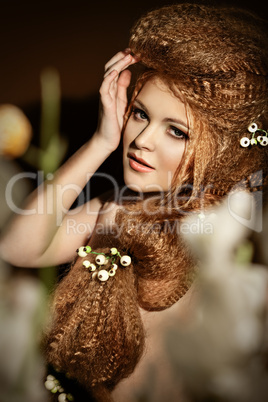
[43,4,268,400]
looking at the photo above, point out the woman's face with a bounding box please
[123,77,190,192]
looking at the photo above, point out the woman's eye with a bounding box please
[132,108,148,121]
[168,126,188,140]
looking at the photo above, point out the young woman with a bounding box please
[1,3,268,401]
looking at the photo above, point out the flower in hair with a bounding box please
[44,374,74,401]
[76,246,131,282]
[240,123,268,147]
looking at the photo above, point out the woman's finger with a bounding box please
[117,70,131,108]
[104,49,131,73]
[116,70,132,126]
[99,69,118,106]
[104,53,134,78]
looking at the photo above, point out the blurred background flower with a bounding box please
[0,273,48,402]
[0,68,64,402]
[0,104,32,159]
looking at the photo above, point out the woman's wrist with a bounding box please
[90,131,118,156]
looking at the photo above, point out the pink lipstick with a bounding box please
[128,153,155,173]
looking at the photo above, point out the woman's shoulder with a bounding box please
[97,186,139,214]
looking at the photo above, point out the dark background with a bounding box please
[1,0,267,107]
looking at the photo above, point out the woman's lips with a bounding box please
[128,153,155,173]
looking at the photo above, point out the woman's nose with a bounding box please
[134,124,158,151]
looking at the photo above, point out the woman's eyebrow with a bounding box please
[133,99,149,115]
[163,117,189,131]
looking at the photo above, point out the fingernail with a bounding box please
[123,48,131,54]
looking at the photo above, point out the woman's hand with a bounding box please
[94,50,138,153]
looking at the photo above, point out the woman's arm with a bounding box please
[0,50,137,267]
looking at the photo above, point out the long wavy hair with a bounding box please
[43,3,268,400]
